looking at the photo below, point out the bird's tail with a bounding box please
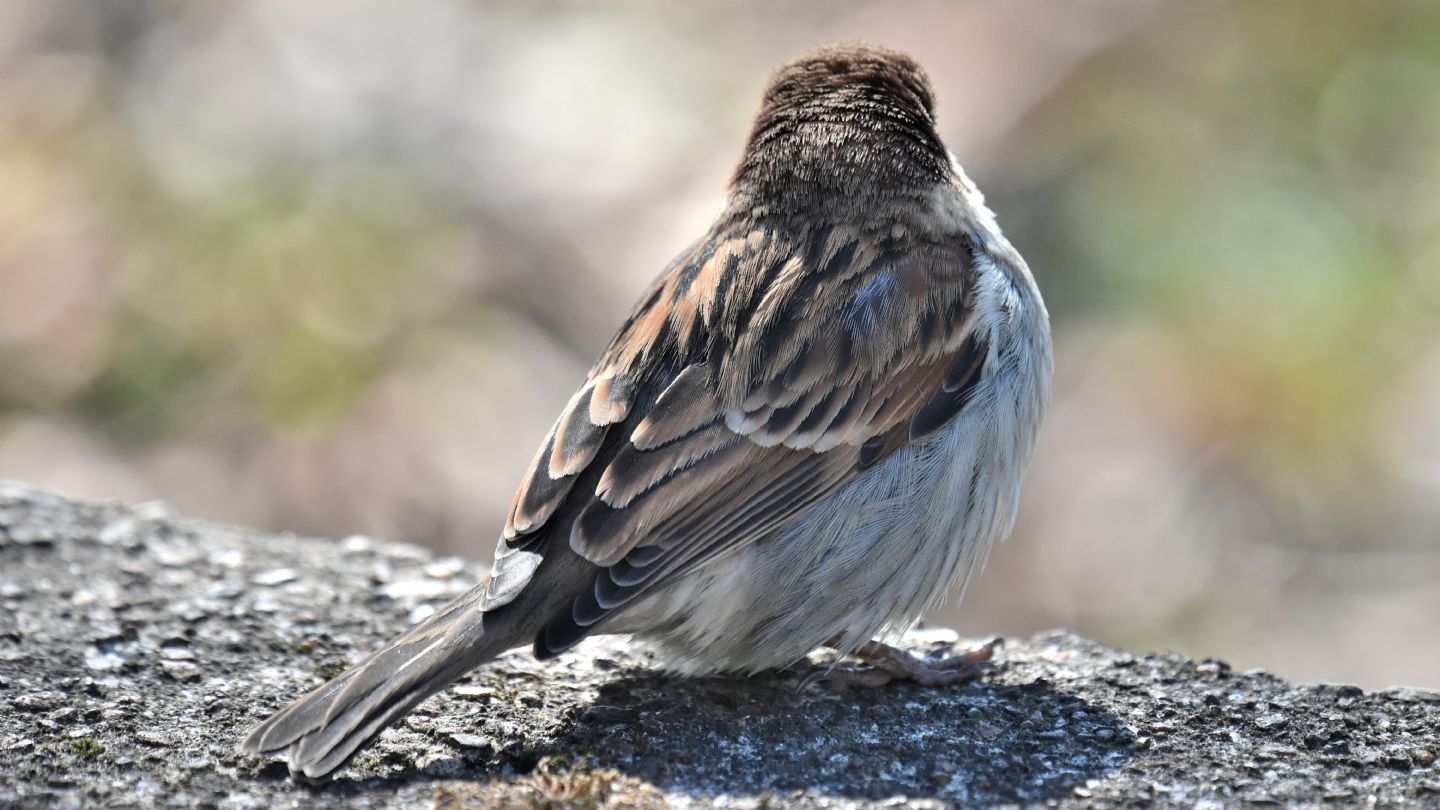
[238,583,529,779]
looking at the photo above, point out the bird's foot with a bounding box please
[816,636,999,691]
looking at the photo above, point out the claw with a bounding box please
[819,637,998,691]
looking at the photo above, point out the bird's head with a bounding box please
[730,44,953,216]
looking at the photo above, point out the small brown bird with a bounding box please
[241,43,1052,779]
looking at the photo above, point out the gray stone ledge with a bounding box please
[1,481,1437,808]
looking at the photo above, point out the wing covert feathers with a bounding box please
[504,225,991,657]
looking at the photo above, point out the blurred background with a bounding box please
[3,0,1438,689]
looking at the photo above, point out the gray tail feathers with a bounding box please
[238,585,525,779]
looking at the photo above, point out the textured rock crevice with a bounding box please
[1,482,1437,808]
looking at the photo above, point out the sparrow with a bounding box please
[240,43,1052,780]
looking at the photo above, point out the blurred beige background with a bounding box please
[3,1,1438,689]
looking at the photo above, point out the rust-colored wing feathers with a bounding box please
[627,364,715,450]
[488,224,987,654]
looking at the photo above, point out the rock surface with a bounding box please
[1,482,1437,808]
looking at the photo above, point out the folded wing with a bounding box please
[485,225,990,656]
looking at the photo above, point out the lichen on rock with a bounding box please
[1,482,1437,808]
